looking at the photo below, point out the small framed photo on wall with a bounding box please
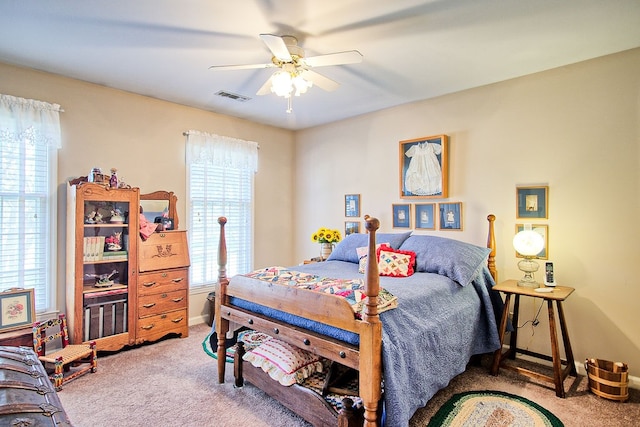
[345,221,360,236]
[515,224,548,259]
[399,135,449,199]
[516,186,548,219]
[438,202,462,231]
[392,204,412,229]
[414,203,436,230]
[345,194,360,217]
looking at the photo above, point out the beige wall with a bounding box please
[295,48,640,378]
[1,47,638,380]
[0,62,296,325]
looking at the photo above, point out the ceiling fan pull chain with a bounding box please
[287,96,293,114]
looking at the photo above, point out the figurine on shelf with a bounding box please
[109,208,124,224]
[85,269,118,287]
[84,210,104,224]
[105,232,122,251]
[109,168,118,188]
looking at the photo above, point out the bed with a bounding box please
[214,215,502,427]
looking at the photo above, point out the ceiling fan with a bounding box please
[209,34,363,112]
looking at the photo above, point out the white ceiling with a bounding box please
[1,0,639,130]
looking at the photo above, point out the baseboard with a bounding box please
[510,350,639,390]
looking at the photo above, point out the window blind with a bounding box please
[186,131,258,287]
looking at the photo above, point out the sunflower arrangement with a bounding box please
[311,227,342,244]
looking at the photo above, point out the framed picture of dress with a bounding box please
[414,203,436,230]
[399,135,448,199]
[392,204,412,229]
[516,186,548,219]
[438,202,462,231]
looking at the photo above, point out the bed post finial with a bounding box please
[486,214,497,283]
[363,215,380,322]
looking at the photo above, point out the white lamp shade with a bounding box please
[513,230,544,257]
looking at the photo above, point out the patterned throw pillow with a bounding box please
[376,244,416,277]
[356,243,387,274]
[242,338,324,386]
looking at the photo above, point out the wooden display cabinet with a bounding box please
[66,182,139,352]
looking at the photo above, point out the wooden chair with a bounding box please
[32,313,97,390]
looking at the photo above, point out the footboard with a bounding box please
[215,216,383,427]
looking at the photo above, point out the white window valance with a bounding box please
[0,94,62,149]
[184,130,258,172]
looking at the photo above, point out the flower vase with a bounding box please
[320,243,333,260]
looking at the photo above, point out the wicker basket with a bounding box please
[585,358,629,402]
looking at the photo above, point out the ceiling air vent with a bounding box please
[215,91,251,102]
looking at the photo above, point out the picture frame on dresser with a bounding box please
[399,134,448,199]
[414,203,436,230]
[0,288,35,333]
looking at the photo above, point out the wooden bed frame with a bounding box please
[215,215,497,427]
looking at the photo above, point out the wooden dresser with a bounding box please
[137,230,190,343]
[0,346,71,426]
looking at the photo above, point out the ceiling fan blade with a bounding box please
[304,50,363,68]
[209,63,274,71]
[256,75,274,96]
[300,70,340,92]
[260,33,292,62]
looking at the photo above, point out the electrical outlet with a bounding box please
[533,319,540,326]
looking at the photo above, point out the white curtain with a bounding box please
[0,94,62,148]
[185,130,258,172]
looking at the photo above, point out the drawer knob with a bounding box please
[339,351,346,359]
[161,293,168,298]
[161,273,168,278]
[273,328,279,334]
[248,319,253,325]
[143,303,156,308]
[303,339,310,346]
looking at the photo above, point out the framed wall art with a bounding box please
[345,221,360,236]
[344,194,360,217]
[392,203,412,229]
[515,224,548,259]
[516,186,548,219]
[0,288,35,333]
[438,202,462,231]
[414,203,436,230]
[399,134,448,199]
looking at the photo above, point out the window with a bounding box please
[0,94,62,313]
[185,131,258,287]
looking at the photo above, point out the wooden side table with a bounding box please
[0,326,33,347]
[491,279,577,397]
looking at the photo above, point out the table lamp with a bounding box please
[512,225,545,287]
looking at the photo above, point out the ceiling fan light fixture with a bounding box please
[270,70,312,99]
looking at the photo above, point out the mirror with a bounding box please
[140,190,179,230]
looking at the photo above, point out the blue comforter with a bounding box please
[230,259,502,427]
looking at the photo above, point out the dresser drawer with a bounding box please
[139,230,190,272]
[136,309,189,342]
[138,289,187,318]
[138,267,188,296]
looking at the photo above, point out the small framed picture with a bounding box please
[345,221,360,236]
[399,134,448,199]
[414,203,436,230]
[345,194,360,217]
[438,202,463,231]
[0,288,36,333]
[516,186,549,219]
[392,204,412,228]
[515,224,548,259]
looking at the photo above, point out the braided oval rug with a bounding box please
[427,390,564,427]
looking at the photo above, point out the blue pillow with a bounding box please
[398,235,490,286]
[327,231,412,264]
